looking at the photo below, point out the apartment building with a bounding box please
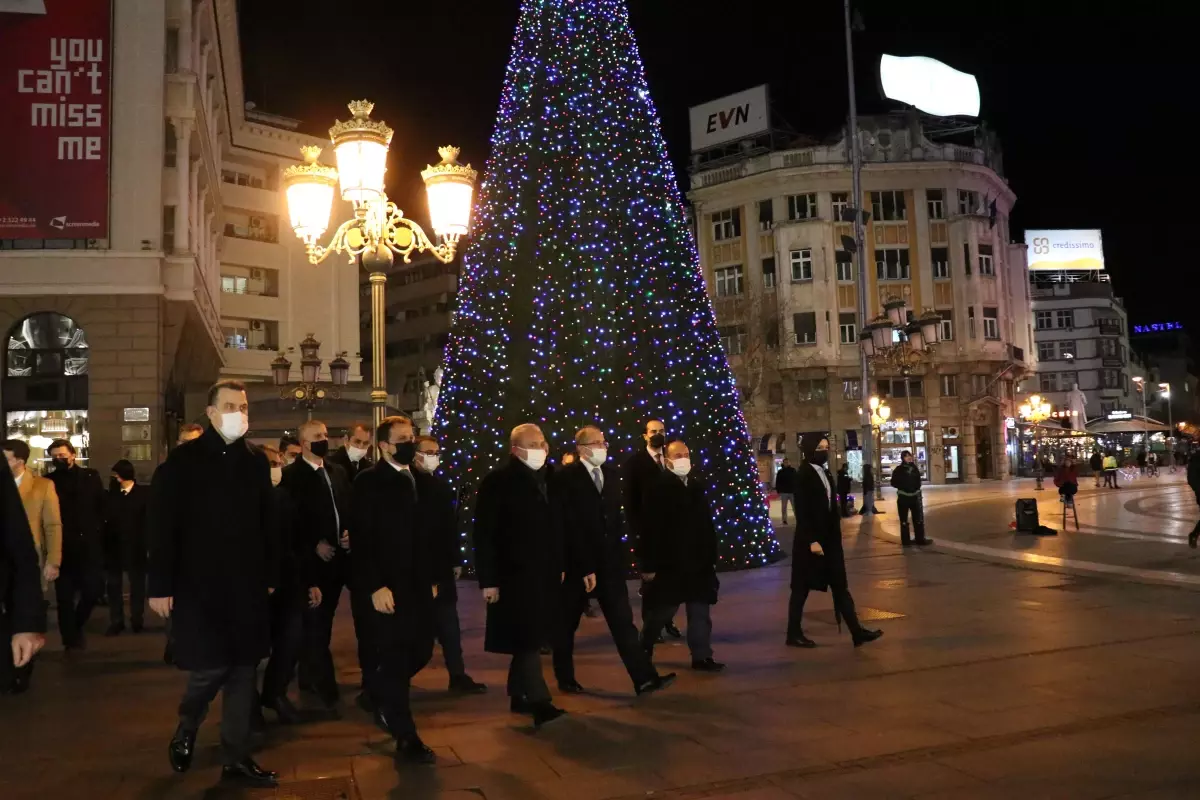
[688,112,1034,484]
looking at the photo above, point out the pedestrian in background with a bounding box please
[1054,454,1080,504]
[103,459,149,636]
[774,459,797,525]
[890,451,931,547]
[836,462,853,517]
[1089,450,1103,487]
[46,438,106,652]
[1103,451,1119,488]
[624,418,682,642]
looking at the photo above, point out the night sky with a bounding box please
[240,0,1185,329]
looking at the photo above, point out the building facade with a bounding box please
[688,113,1034,484]
[0,0,363,477]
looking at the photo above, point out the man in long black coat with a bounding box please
[553,425,675,696]
[327,422,374,481]
[1,457,46,692]
[638,440,724,673]
[103,459,149,636]
[158,424,203,667]
[46,438,105,650]
[622,418,681,640]
[786,435,883,649]
[413,434,485,694]
[148,380,279,788]
[353,415,439,763]
[474,423,566,727]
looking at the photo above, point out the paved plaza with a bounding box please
[3,476,1200,799]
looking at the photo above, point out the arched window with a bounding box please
[6,312,89,378]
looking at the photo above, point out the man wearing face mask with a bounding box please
[553,425,676,696]
[412,435,486,694]
[103,460,149,637]
[638,440,724,672]
[352,415,439,762]
[158,424,204,667]
[787,434,883,650]
[623,418,682,641]
[148,380,279,787]
[328,423,374,481]
[474,423,567,727]
[280,419,352,708]
[889,450,931,547]
[46,438,106,652]
[278,435,303,467]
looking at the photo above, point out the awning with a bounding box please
[1085,416,1171,435]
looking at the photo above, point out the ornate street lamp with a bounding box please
[272,334,351,419]
[283,100,477,434]
[1019,393,1053,489]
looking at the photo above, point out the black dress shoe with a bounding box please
[901,539,914,548]
[510,695,533,714]
[664,622,683,639]
[104,622,124,637]
[220,757,278,788]
[263,695,300,724]
[785,635,817,648]
[915,537,934,547]
[395,734,436,764]
[532,703,567,728]
[692,658,726,673]
[635,672,676,696]
[557,679,585,694]
[448,674,487,694]
[167,727,196,773]
[853,628,884,647]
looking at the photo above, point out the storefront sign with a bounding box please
[1107,409,1133,420]
[0,0,111,239]
[1132,322,1182,334]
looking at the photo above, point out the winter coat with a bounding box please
[148,426,278,671]
[1054,464,1079,487]
[279,457,352,587]
[1089,453,1103,471]
[889,462,923,495]
[790,463,849,594]
[622,448,664,543]
[774,465,798,494]
[327,445,373,483]
[555,459,628,580]
[637,470,719,607]
[47,464,105,571]
[473,458,565,655]
[413,468,461,604]
[102,483,149,573]
[1188,452,1200,494]
[1,457,45,635]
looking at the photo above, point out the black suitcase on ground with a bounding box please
[1015,499,1039,533]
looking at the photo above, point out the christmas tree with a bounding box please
[435,0,778,569]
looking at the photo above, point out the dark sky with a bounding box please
[240,0,1185,328]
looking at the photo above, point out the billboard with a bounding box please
[689,85,769,152]
[879,55,980,118]
[1025,229,1105,271]
[0,0,111,240]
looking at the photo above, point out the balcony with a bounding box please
[220,291,281,323]
[222,235,286,270]
[1101,355,1126,368]
[221,181,282,217]
[1098,319,1123,336]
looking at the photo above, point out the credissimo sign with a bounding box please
[1025,229,1105,271]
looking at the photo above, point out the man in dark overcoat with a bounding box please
[552,425,675,695]
[786,434,883,649]
[638,440,724,672]
[103,459,149,636]
[327,421,374,481]
[622,417,681,640]
[148,380,279,788]
[46,437,106,650]
[474,423,566,727]
[352,415,439,763]
[1,456,46,692]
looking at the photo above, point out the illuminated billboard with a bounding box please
[689,85,769,152]
[1025,229,1105,271]
[879,55,980,118]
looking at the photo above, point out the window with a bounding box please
[983,307,1000,340]
[968,307,977,338]
[712,208,740,241]
[1058,340,1076,360]
[971,374,989,396]
[1101,370,1120,389]
[718,325,746,355]
[963,242,972,275]
[940,374,957,396]
[958,189,980,215]
[787,193,818,221]
[843,379,861,400]
[1121,373,1129,392]
[1100,338,1118,357]
[870,190,907,221]
[1055,309,1074,329]
[839,313,857,345]
[978,244,995,276]
[761,257,776,290]
[875,247,911,280]
[793,312,817,345]
[931,247,949,279]
[878,378,923,398]
[162,205,175,252]
[938,310,954,341]
[927,189,945,220]
[836,258,855,282]
[1035,310,1053,330]
[797,379,827,402]
[6,312,90,378]
[789,249,813,281]
[221,276,248,294]
[1040,372,1058,392]
[1060,370,1078,389]
[831,192,849,222]
[768,382,784,404]
[757,200,773,231]
[1037,341,1055,362]
[714,265,743,297]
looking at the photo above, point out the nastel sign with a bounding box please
[0,0,111,239]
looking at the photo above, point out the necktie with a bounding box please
[317,467,340,536]
[592,467,603,492]
[655,454,663,469]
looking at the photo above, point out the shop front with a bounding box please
[879,419,928,480]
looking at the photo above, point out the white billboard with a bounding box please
[689,85,769,152]
[879,55,980,118]
[1025,229,1105,271]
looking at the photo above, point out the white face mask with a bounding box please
[517,447,547,471]
[416,452,440,473]
[218,412,248,441]
[668,457,692,477]
[582,447,608,467]
[347,445,368,463]
[269,466,283,487]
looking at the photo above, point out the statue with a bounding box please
[1066,383,1087,429]
[421,366,443,431]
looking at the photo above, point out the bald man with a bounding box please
[474,423,567,727]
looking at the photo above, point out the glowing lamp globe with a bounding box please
[283,146,338,244]
[270,352,292,387]
[884,297,908,328]
[329,100,392,204]
[422,146,478,240]
[869,317,893,351]
[918,309,942,345]
[299,334,321,384]
[329,354,350,387]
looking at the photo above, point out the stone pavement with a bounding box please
[4,482,1200,799]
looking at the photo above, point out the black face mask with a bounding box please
[109,477,120,492]
[810,451,829,466]
[649,433,666,450]
[52,457,70,472]
[309,440,330,458]
[392,441,416,465]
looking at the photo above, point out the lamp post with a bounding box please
[1132,376,1148,464]
[1160,382,1174,471]
[1019,394,1053,489]
[282,100,477,436]
[859,395,891,500]
[271,334,351,420]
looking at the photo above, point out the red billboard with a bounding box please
[0,0,111,240]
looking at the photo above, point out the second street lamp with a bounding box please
[1019,394,1053,489]
[272,334,351,419]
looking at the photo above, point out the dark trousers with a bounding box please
[787,586,864,640]
[1058,481,1078,499]
[349,587,377,686]
[642,601,713,662]
[433,594,466,678]
[507,649,551,703]
[554,575,656,688]
[375,641,418,738]
[896,495,927,544]
[1104,469,1118,488]
[178,664,257,765]
[106,566,146,628]
[262,594,305,702]
[55,558,102,647]
[302,576,343,694]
